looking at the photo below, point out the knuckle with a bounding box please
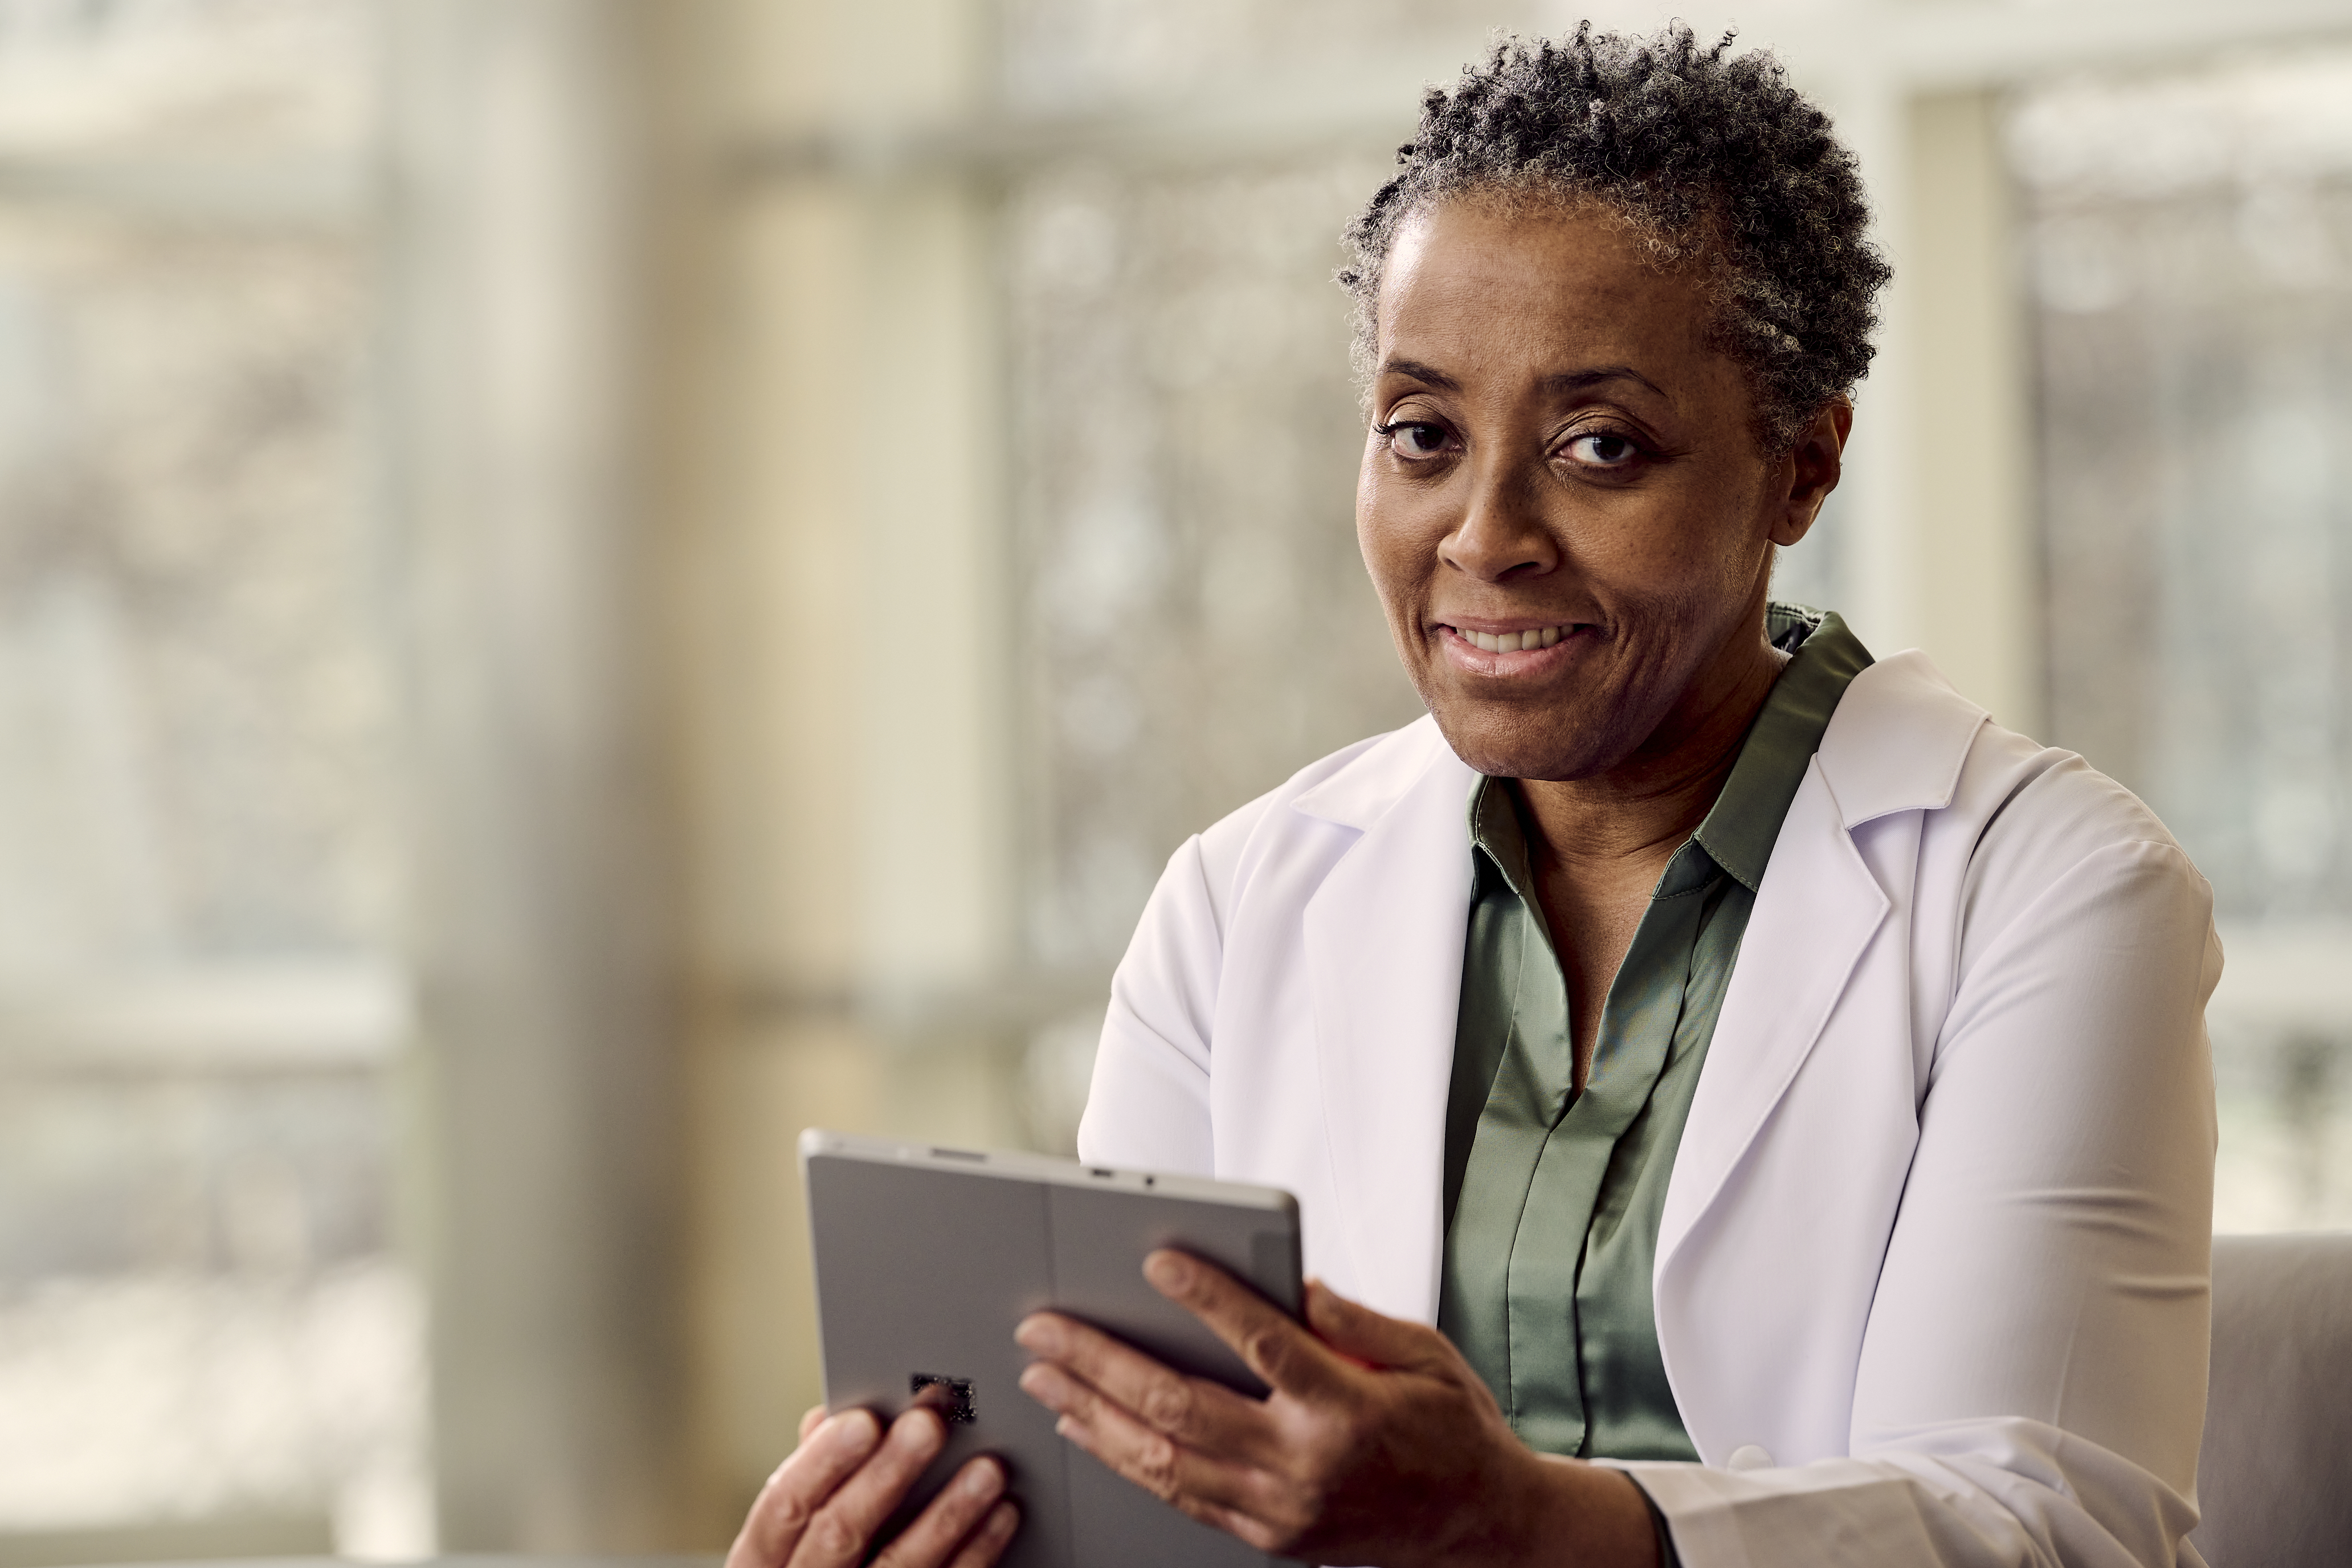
[802,1508,861,1561]
[1239,1326,1290,1379]
[1138,1377,1195,1434]
[1134,1432,1183,1502]
[767,1488,816,1538]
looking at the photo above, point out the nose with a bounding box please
[1439,451,1559,584]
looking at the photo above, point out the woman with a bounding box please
[730,24,2219,1568]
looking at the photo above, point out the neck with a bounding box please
[1513,616,1787,877]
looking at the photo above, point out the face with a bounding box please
[1356,196,1842,782]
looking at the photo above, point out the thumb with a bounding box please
[1305,1279,1459,1373]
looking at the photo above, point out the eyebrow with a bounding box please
[1544,365,1668,399]
[1378,357,1460,391]
[1377,357,1668,401]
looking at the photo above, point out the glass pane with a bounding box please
[2015,51,2352,1231]
[1000,0,1514,108]
[0,0,369,161]
[0,1,423,1555]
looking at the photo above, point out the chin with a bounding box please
[1424,699,1631,782]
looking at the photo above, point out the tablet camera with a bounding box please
[911,1373,978,1424]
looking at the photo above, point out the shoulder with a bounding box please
[1822,650,2213,961]
[1105,713,1464,1064]
[1823,650,2191,859]
[1185,713,1461,921]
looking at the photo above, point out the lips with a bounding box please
[1431,618,1597,675]
[1442,621,1574,653]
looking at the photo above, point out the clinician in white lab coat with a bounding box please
[1010,25,2221,1568]
[722,23,2219,1568]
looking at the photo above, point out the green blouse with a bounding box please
[1438,606,1872,1463]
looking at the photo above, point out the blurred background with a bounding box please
[0,0,2347,1559]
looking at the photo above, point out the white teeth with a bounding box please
[1458,624,1571,653]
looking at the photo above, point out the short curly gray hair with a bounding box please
[1338,23,1891,451]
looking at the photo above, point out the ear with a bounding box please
[1769,399,1852,548]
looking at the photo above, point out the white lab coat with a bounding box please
[1078,650,2222,1568]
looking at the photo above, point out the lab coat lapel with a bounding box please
[1656,651,1987,1272]
[1656,758,1888,1268]
[1297,725,1476,1324]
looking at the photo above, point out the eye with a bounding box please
[1563,430,1643,468]
[1375,420,1450,460]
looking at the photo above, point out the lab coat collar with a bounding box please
[1814,650,1988,827]
[1291,712,1459,832]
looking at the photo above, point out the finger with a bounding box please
[1178,1496,1292,1558]
[789,1406,949,1568]
[798,1404,829,1446]
[1143,1250,1354,1403]
[872,1456,1006,1568]
[945,1501,1020,1568]
[1046,1383,1283,1531]
[1015,1315,1276,1464]
[728,1410,881,1568]
[1303,1277,1463,1374]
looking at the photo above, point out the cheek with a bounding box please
[1584,489,1767,613]
[1354,462,1426,618]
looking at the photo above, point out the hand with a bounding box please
[725,1403,1019,1568]
[1013,1251,1656,1568]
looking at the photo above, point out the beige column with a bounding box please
[1902,88,2040,734]
[382,0,692,1549]
[644,0,1022,1535]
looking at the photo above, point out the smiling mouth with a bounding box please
[1438,620,1584,653]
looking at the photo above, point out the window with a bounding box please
[0,2,427,1555]
[2017,50,2352,1230]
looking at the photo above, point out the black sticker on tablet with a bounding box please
[911,1373,977,1423]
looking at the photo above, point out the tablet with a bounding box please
[799,1128,1304,1568]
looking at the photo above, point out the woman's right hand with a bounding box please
[725,1403,1019,1568]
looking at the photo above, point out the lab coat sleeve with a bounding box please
[1075,833,1223,1176]
[1620,821,2221,1568]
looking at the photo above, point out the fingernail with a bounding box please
[1145,1251,1193,1292]
[1018,1363,1057,1405]
[1014,1316,1056,1353]
[822,1409,879,1455]
[893,1405,945,1451]
[987,1499,1019,1538]
[958,1458,1004,1500]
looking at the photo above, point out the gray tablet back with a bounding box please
[799,1129,1304,1568]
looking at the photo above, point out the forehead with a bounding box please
[1376,196,1715,377]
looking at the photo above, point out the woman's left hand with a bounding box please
[1013,1250,1657,1568]
[725,1402,1019,1568]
